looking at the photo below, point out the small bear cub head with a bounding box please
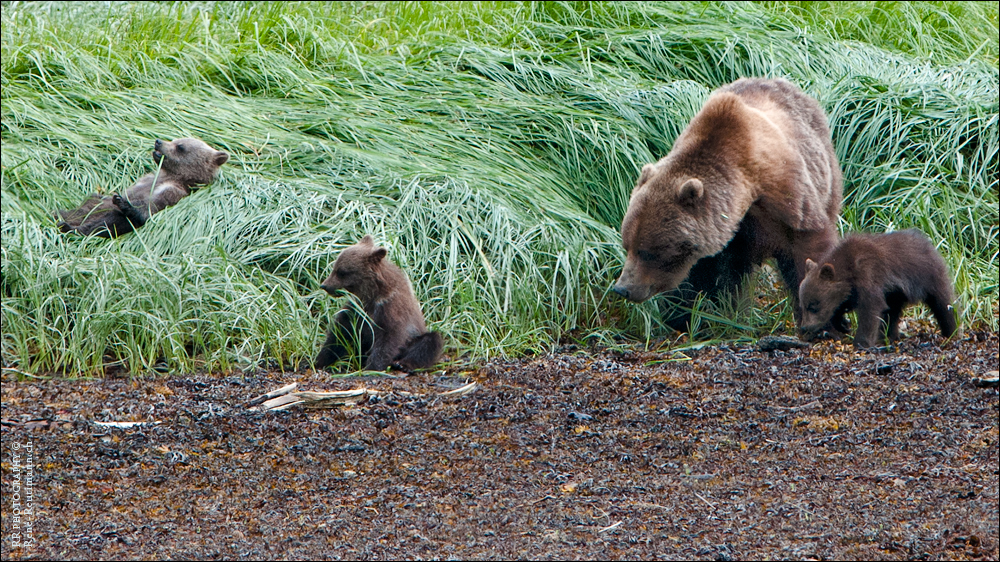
[798,258,851,336]
[320,235,390,303]
[151,137,229,186]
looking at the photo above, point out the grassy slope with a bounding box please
[1,1,997,376]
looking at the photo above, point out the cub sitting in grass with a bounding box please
[56,138,229,238]
[316,235,443,372]
[798,229,958,348]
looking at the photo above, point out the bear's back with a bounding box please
[721,78,843,224]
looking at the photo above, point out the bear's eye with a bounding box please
[176,143,186,154]
[637,250,657,263]
[807,302,820,314]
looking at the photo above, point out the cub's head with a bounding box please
[320,235,388,303]
[151,138,229,186]
[613,163,723,303]
[798,258,851,336]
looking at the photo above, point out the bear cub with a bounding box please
[798,229,958,348]
[56,138,229,238]
[316,235,443,372]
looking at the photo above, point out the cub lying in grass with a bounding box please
[316,235,443,372]
[798,229,958,348]
[56,138,228,238]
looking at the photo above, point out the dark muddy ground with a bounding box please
[2,329,998,560]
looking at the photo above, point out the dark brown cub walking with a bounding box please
[798,229,958,348]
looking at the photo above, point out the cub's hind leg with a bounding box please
[392,332,444,372]
[925,293,958,339]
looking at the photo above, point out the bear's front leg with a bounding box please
[315,309,370,370]
[662,223,758,332]
[853,291,888,348]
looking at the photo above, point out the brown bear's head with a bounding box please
[613,93,752,303]
[614,166,705,302]
[151,138,229,186]
[798,258,851,336]
[320,235,388,303]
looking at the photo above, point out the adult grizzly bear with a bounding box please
[614,78,842,330]
[56,138,229,238]
[316,235,443,372]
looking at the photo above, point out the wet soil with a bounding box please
[2,330,998,560]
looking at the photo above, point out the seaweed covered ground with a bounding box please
[2,330,998,560]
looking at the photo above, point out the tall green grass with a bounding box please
[2,1,996,375]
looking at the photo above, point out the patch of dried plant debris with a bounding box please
[2,330,997,560]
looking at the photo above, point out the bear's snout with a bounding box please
[320,283,339,296]
[613,260,660,303]
[612,276,654,303]
[797,320,826,341]
[151,139,164,162]
[612,285,631,300]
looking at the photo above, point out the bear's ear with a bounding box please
[805,258,817,272]
[677,178,704,206]
[213,151,230,166]
[637,164,654,187]
[359,234,374,246]
[369,246,387,263]
[819,263,836,281]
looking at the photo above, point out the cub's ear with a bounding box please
[214,151,230,166]
[370,247,387,263]
[677,178,704,206]
[805,258,817,272]
[637,163,654,187]
[359,234,374,246]
[819,263,836,281]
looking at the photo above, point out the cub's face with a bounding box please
[613,164,706,303]
[320,235,387,302]
[152,138,229,185]
[798,259,851,336]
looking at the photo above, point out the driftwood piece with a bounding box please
[438,381,478,399]
[972,371,999,388]
[94,421,162,429]
[259,393,306,411]
[251,382,479,411]
[246,382,298,407]
[296,388,372,409]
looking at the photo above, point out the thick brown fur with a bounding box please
[799,229,958,348]
[56,138,229,238]
[614,78,842,330]
[315,235,443,372]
